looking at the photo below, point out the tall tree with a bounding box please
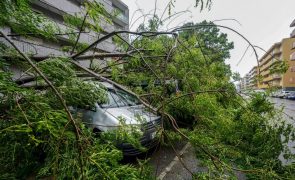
[180,21,234,61]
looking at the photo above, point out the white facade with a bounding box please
[240,74,250,91]
[0,0,129,80]
[3,0,129,56]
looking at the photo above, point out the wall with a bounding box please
[282,38,295,91]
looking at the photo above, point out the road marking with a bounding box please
[157,143,191,180]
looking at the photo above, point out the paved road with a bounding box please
[148,98,295,179]
[149,142,246,180]
[269,98,295,125]
[269,98,295,165]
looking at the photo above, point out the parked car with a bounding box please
[253,89,265,94]
[73,81,162,156]
[277,91,290,98]
[286,92,295,100]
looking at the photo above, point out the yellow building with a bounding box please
[258,37,295,90]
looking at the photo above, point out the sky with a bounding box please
[121,0,295,77]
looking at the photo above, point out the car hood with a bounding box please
[104,105,160,125]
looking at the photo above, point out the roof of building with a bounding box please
[249,66,257,72]
[290,19,295,27]
[259,42,281,62]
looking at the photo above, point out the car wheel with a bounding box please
[93,128,102,137]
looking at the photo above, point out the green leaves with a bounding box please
[181,21,234,60]
[115,15,294,179]
[60,79,107,106]
[0,0,59,39]
[269,60,289,75]
[38,58,76,84]
[0,52,146,179]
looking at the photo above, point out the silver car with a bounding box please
[74,81,161,156]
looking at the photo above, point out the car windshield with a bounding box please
[100,89,141,108]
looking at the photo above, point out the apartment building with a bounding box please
[291,19,295,38]
[247,66,258,89]
[0,0,129,79]
[240,74,250,91]
[258,37,295,91]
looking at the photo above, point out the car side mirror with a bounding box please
[85,105,96,112]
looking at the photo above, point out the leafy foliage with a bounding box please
[0,0,294,179]
[189,93,295,179]
[0,1,153,179]
[269,60,289,75]
[111,16,295,179]
[181,21,234,60]
[0,53,152,179]
[0,0,59,39]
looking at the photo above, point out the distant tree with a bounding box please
[232,72,241,82]
[180,21,234,61]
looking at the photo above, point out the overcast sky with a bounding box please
[121,0,295,77]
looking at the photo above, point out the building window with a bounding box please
[292,42,295,49]
[291,52,295,60]
[290,77,295,84]
[291,66,295,72]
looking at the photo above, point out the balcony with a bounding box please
[272,74,282,79]
[55,22,112,45]
[258,83,268,89]
[260,59,281,72]
[263,76,273,83]
[33,0,115,34]
[270,80,282,87]
[33,0,81,17]
[260,69,270,76]
[1,37,64,56]
[291,29,295,38]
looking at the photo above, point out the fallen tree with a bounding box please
[0,0,294,179]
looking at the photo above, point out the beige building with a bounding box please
[258,37,295,91]
[248,66,258,89]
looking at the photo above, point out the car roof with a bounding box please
[99,81,114,89]
[82,78,115,89]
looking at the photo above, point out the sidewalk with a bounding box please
[149,143,246,180]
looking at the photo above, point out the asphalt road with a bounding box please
[148,97,295,179]
[269,97,295,125]
[269,98,295,165]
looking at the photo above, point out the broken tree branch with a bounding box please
[31,52,132,61]
[70,12,89,55]
[0,30,86,176]
[71,30,177,59]
[115,34,161,80]
[68,59,158,114]
[0,30,81,141]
